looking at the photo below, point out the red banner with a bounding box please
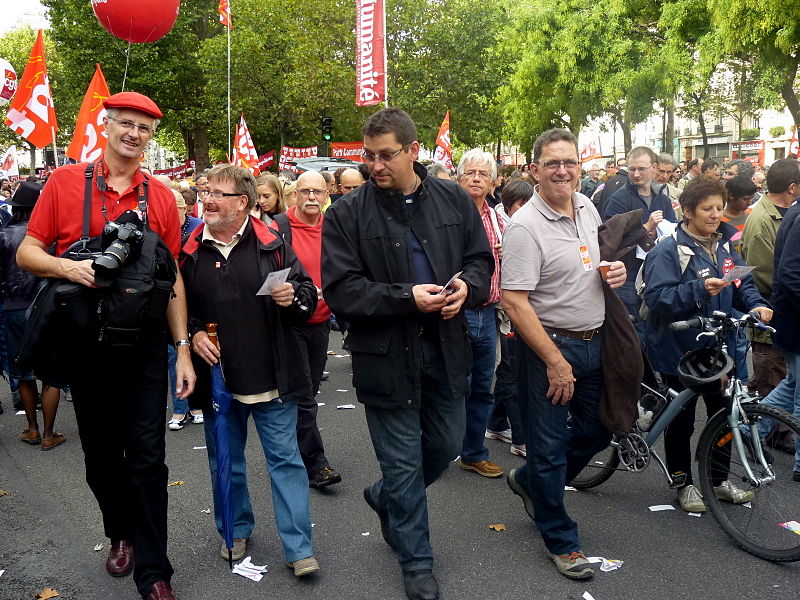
[355,0,386,107]
[279,145,318,171]
[257,150,275,170]
[431,111,453,170]
[153,160,195,178]
[790,125,799,157]
[231,113,260,175]
[331,141,365,162]
[4,29,58,149]
[66,64,110,163]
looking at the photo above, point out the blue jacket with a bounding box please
[642,222,767,376]
[772,202,800,353]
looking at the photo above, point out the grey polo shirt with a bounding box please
[501,188,605,331]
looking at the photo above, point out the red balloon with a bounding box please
[92,0,181,44]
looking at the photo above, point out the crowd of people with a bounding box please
[1,94,799,600]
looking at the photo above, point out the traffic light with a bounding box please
[321,117,333,142]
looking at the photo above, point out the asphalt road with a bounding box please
[1,334,798,600]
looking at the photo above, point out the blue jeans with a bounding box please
[461,306,498,462]
[203,399,313,562]
[363,337,465,572]
[757,349,800,472]
[167,345,188,415]
[515,333,610,554]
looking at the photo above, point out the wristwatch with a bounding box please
[174,339,191,348]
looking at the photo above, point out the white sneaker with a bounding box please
[485,428,513,444]
[677,485,707,512]
[714,480,755,504]
[510,444,527,457]
[168,415,188,431]
[190,411,204,424]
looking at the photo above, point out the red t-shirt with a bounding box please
[28,162,182,258]
[285,206,331,324]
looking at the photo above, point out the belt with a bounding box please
[545,327,602,341]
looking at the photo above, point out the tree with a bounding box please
[707,0,800,129]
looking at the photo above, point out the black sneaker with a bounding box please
[309,466,341,489]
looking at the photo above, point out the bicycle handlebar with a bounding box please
[668,311,776,334]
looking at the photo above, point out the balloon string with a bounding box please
[121,41,132,92]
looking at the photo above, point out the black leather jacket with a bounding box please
[0,222,42,310]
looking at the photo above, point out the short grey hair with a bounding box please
[726,159,755,179]
[105,107,161,131]
[426,162,450,178]
[457,149,497,181]
[657,153,676,167]
[207,164,257,211]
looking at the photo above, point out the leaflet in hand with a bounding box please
[437,271,463,296]
[256,268,291,295]
[722,265,755,283]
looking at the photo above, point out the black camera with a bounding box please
[92,210,145,286]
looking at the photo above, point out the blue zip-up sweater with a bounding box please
[642,221,767,376]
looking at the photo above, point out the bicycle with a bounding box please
[571,311,800,562]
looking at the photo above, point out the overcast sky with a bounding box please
[1,1,48,36]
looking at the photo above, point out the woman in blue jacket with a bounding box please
[642,178,772,512]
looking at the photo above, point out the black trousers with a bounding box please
[68,328,172,598]
[292,320,332,478]
[662,373,729,487]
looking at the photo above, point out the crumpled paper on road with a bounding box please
[233,556,268,582]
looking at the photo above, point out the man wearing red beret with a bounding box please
[17,92,195,600]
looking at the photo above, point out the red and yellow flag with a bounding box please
[432,111,453,170]
[218,0,233,30]
[4,29,58,149]
[66,64,111,163]
[232,114,259,175]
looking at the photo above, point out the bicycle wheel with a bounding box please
[696,403,800,562]
[570,441,620,490]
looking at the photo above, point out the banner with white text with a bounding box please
[355,0,386,107]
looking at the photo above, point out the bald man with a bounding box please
[339,168,365,196]
[274,171,342,488]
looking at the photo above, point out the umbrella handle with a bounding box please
[207,322,219,350]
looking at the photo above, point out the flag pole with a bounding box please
[226,10,232,161]
[51,126,58,172]
[383,0,388,108]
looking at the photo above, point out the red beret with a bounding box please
[103,91,163,119]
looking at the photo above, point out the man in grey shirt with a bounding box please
[501,129,626,581]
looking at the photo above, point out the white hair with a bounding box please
[457,149,497,181]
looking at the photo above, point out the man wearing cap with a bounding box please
[17,92,195,600]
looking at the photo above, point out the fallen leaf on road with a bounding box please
[0,490,7,497]
[167,481,186,487]
[93,543,103,551]
[35,588,59,599]
[488,524,506,532]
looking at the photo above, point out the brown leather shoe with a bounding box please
[146,581,176,600]
[459,459,504,478]
[105,540,134,577]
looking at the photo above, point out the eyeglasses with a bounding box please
[107,116,154,136]
[362,144,410,164]
[464,169,491,180]
[297,188,326,198]
[198,190,243,199]
[538,160,580,171]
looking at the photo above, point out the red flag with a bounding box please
[355,0,386,107]
[232,114,260,175]
[789,125,799,157]
[256,151,275,170]
[66,64,111,163]
[580,136,602,162]
[4,30,58,149]
[218,0,233,30]
[432,111,453,170]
